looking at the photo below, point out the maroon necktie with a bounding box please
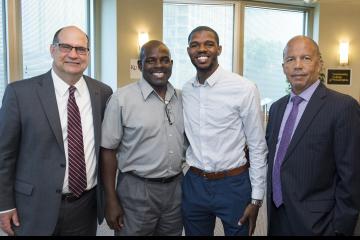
[67,86,87,197]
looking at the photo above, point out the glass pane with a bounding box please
[163,3,234,89]
[243,7,305,106]
[0,0,6,104]
[21,0,88,78]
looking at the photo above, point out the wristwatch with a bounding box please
[251,199,263,207]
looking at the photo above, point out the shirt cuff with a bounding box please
[251,189,264,200]
[0,208,16,214]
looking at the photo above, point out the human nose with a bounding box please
[197,43,207,52]
[68,47,79,57]
[157,59,164,66]
[294,58,303,68]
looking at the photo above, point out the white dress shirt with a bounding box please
[182,66,268,200]
[52,70,96,193]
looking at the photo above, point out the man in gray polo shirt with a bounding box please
[100,40,184,236]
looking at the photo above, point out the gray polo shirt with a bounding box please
[101,78,184,178]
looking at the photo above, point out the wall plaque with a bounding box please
[327,68,351,85]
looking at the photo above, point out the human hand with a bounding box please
[0,209,20,236]
[104,198,124,231]
[238,203,260,236]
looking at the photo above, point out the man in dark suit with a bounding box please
[0,26,112,235]
[266,35,360,236]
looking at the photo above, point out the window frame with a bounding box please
[5,0,93,82]
[1,0,8,86]
[164,0,238,72]
[164,0,314,77]
[163,0,237,89]
[239,1,314,75]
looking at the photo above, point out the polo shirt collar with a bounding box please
[138,77,177,101]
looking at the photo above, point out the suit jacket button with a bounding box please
[60,163,65,168]
[56,189,61,194]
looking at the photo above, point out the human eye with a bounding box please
[189,42,198,48]
[145,58,155,64]
[59,44,73,52]
[303,56,312,63]
[205,41,215,47]
[76,47,88,55]
[160,57,170,64]
[285,57,294,63]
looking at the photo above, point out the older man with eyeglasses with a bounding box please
[100,40,185,236]
[0,26,112,236]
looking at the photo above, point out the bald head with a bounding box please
[137,40,173,92]
[139,40,171,62]
[282,35,323,95]
[52,26,89,48]
[50,25,90,85]
[283,35,321,61]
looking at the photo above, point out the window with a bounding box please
[0,0,6,103]
[21,0,89,78]
[163,2,234,89]
[243,6,307,106]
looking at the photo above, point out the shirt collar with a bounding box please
[192,65,222,88]
[138,77,177,102]
[52,69,86,97]
[290,79,320,102]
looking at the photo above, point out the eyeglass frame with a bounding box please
[165,101,174,125]
[53,43,89,55]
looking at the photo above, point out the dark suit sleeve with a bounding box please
[0,85,21,211]
[333,98,360,235]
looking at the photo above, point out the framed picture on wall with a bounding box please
[327,68,351,85]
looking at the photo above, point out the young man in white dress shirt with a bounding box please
[181,26,268,236]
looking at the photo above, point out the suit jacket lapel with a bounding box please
[85,76,101,159]
[36,71,64,153]
[269,96,289,167]
[284,83,327,162]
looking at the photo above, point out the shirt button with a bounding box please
[169,150,174,154]
[169,134,173,137]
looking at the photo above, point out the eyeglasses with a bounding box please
[165,101,174,125]
[53,43,89,55]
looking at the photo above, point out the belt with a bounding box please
[189,162,250,180]
[128,172,182,183]
[61,187,95,203]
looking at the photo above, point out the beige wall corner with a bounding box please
[318,1,360,102]
[117,0,163,87]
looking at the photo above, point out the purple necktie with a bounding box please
[272,96,303,207]
[68,86,87,197]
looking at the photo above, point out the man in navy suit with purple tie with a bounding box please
[266,35,360,236]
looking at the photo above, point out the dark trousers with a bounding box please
[53,188,97,236]
[182,169,251,236]
[268,202,294,236]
